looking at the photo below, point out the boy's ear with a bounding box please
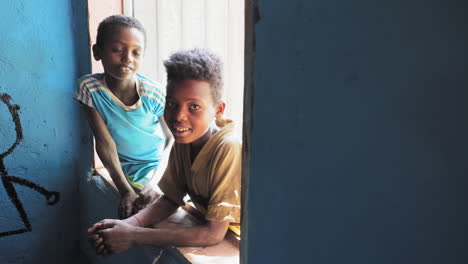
[92,44,102,61]
[215,101,226,119]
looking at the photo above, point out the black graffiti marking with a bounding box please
[0,93,60,237]
[0,94,22,159]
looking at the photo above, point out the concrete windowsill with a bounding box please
[94,169,239,264]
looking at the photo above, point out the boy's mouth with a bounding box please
[171,126,192,136]
[118,65,134,72]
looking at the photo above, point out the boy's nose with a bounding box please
[174,109,188,121]
[121,51,132,63]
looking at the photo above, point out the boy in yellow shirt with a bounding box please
[88,49,241,254]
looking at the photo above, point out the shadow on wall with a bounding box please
[0,93,60,237]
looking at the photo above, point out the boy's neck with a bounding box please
[104,73,136,93]
[190,123,221,163]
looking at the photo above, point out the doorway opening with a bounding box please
[85,1,249,262]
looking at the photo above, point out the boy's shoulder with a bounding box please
[213,121,242,152]
[78,73,104,86]
[136,73,165,91]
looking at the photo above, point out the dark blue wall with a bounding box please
[245,0,468,263]
[0,1,92,263]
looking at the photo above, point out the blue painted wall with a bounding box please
[245,0,468,263]
[0,1,92,263]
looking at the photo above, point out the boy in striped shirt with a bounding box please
[75,15,166,219]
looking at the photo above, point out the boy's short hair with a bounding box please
[164,49,224,103]
[96,15,146,48]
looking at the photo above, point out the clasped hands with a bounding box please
[88,218,138,256]
[88,186,158,256]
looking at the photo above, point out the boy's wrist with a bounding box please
[118,185,135,196]
[132,225,152,247]
[131,226,143,247]
[106,171,133,194]
[125,214,141,227]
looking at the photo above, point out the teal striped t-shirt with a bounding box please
[75,73,166,189]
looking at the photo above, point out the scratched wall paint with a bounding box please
[245,0,468,264]
[0,1,92,263]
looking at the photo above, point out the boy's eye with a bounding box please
[133,50,142,56]
[111,48,123,53]
[189,104,200,110]
[166,101,176,109]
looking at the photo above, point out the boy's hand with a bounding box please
[95,219,138,255]
[88,220,113,256]
[119,191,138,219]
[134,185,161,211]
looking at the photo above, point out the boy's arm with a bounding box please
[91,220,229,255]
[133,194,229,246]
[133,219,230,248]
[82,105,138,218]
[89,195,179,254]
[132,195,180,225]
[134,116,174,209]
[90,196,229,254]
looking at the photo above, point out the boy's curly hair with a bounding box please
[164,49,224,103]
[96,15,146,48]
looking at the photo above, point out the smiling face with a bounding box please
[164,80,225,146]
[93,26,144,83]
